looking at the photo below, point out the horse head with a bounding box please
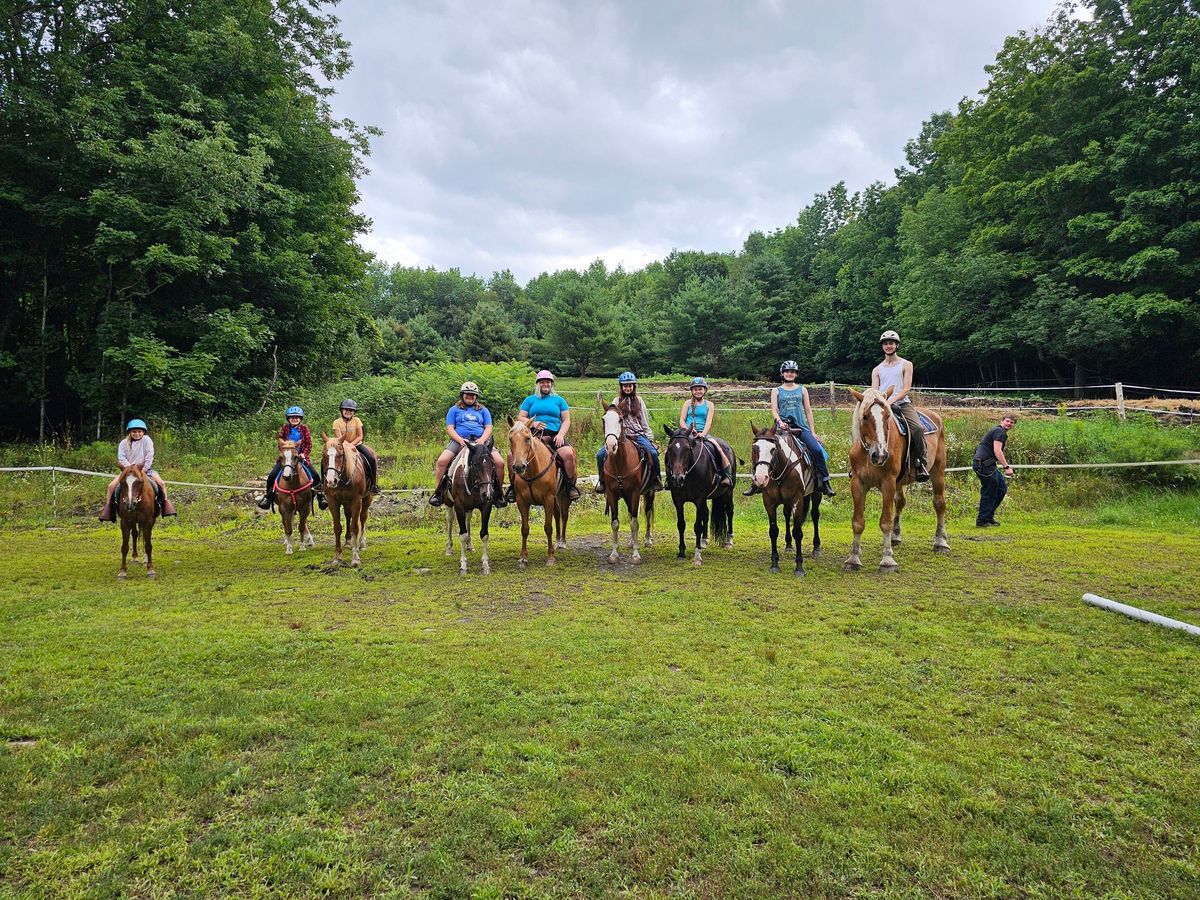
[277,440,300,480]
[663,424,698,489]
[320,433,355,488]
[465,441,495,496]
[119,463,150,513]
[601,402,622,454]
[507,416,536,475]
[748,421,780,489]
[850,386,895,467]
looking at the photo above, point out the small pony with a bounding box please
[506,416,572,567]
[444,441,497,575]
[320,433,372,567]
[844,386,949,572]
[273,440,315,554]
[116,463,160,578]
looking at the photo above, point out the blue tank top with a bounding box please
[684,399,709,431]
[776,385,809,430]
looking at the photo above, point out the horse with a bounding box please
[662,426,735,566]
[273,440,315,554]
[116,463,159,578]
[320,433,372,567]
[749,423,820,576]
[443,440,496,575]
[598,393,656,565]
[843,386,949,572]
[506,416,571,567]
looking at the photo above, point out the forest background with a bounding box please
[2,0,1198,442]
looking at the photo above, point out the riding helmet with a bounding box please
[879,329,901,344]
[126,418,149,432]
[459,381,481,399]
[690,377,708,389]
[779,360,799,374]
[535,369,555,383]
[618,371,637,384]
[285,405,305,418]
[340,399,358,411]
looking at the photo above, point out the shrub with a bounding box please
[393,361,536,434]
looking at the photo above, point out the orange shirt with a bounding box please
[332,415,364,443]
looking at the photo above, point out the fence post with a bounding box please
[51,466,57,521]
[1115,382,1126,421]
[829,380,836,421]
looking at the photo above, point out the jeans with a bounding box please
[974,461,1007,524]
[790,427,831,482]
[597,434,660,480]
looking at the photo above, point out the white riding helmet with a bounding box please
[459,381,481,398]
[880,329,901,344]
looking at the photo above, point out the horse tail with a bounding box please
[712,491,731,545]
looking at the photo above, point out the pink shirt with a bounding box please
[118,435,155,471]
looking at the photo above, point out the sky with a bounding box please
[330,0,1060,283]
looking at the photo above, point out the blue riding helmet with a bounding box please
[618,371,637,384]
[285,406,305,418]
[690,377,708,389]
[780,360,799,374]
[126,418,148,432]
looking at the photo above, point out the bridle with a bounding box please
[668,430,719,491]
[325,441,348,487]
[751,432,802,487]
[276,446,313,509]
[858,396,893,466]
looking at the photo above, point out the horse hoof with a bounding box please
[892,534,902,544]
[286,545,294,555]
[770,565,780,574]
[297,543,306,552]
[147,570,157,579]
[692,558,702,568]
[631,555,641,565]
[518,559,527,569]
[811,547,821,558]
[879,561,899,573]
[721,541,733,549]
[843,560,862,572]
[607,554,618,565]
[546,557,556,567]
[445,548,453,557]
[117,571,127,580]
[794,569,805,578]
[351,559,361,569]
[481,565,490,576]
[933,542,950,554]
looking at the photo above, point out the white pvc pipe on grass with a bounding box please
[1083,593,1200,637]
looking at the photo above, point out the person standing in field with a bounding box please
[973,414,1016,527]
[872,329,929,482]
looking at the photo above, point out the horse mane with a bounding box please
[850,388,889,444]
[343,440,359,481]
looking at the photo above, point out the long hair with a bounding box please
[617,383,639,420]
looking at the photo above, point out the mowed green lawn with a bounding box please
[2,493,1199,896]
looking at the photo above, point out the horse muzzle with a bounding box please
[870,449,889,467]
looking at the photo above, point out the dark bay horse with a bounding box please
[662,426,735,566]
[506,416,571,567]
[274,440,315,554]
[749,423,819,576]
[598,394,655,565]
[844,386,949,572]
[116,463,159,578]
[444,441,496,575]
[320,433,372,567]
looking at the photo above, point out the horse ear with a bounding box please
[507,414,514,427]
[662,424,673,439]
[883,385,894,398]
[849,389,864,402]
[321,431,329,441]
[595,390,604,413]
[750,421,760,437]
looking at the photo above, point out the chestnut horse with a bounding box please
[273,440,315,554]
[116,463,159,578]
[443,441,496,575]
[506,416,571,567]
[749,423,819,576]
[320,433,372,567]
[598,394,655,565]
[844,386,949,572]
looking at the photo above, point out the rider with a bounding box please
[98,419,177,521]
[257,406,325,511]
[595,371,662,493]
[679,377,733,487]
[332,399,381,494]
[428,381,507,508]
[871,329,929,482]
[506,370,580,502]
[745,361,835,497]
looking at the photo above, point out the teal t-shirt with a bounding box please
[776,385,809,430]
[683,399,710,431]
[520,393,570,432]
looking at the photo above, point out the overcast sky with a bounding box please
[330,0,1059,283]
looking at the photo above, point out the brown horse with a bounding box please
[844,386,949,572]
[506,416,571,567]
[273,440,315,554]
[749,423,819,576]
[320,433,372,567]
[116,463,159,578]
[598,394,655,565]
[443,441,497,575]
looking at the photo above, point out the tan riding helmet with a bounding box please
[459,380,481,399]
[880,329,901,344]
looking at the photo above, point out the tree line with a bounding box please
[3,0,1197,442]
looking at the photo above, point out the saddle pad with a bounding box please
[447,445,471,483]
[894,412,939,436]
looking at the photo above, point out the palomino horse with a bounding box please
[598,394,655,565]
[506,416,571,567]
[116,463,159,578]
[662,426,735,566]
[320,433,372,567]
[749,423,820,576]
[844,386,949,572]
[443,441,496,575]
[273,440,315,554]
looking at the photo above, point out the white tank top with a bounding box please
[876,359,908,402]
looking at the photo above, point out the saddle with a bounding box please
[892,407,938,476]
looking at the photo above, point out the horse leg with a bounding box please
[119,521,129,579]
[131,525,139,565]
[517,497,530,568]
[784,508,793,551]
[357,506,367,551]
[346,498,362,567]
[608,495,620,564]
[545,495,557,566]
[879,481,899,572]
[299,501,312,550]
[464,510,474,553]
[456,507,469,574]
[793,498,806,577]
[556,490,569,550]
[693,500,706,567]
[331,503,344,564]
[893,485,907,544]
[932,454,951,552]
[843,477,866,571]
[144,524,155,578]
[282,504,294,554]
[643,492,654,547]
[674,495,687,560]
[768,501,780,573]
[479,507,491,576]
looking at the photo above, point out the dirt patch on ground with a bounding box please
[458,588,556,623]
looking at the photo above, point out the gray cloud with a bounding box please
[331,0,1057,282]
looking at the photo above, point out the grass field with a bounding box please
[3,386,1200,896]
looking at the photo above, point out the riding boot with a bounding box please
[819,477,837,498]
[161,493,177,516]
[742,483,760,496]
[594,473,605,493]
[98,496,116,522]
[567,478,581,501]
[428,476,448,507]
[315,488,328,510]
[915,458,930,483]
[492,484,508,508]
[257,490,273,510]
[719,465,733,488]
[503,482,516,503]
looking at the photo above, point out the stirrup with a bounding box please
[503,483,516,503]
[257,494,272,510]
[593,478,605,494]
[915,462,930,483]
[567,481,581,501]
[742,484,760,496]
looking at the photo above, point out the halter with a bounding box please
[325,442,350,487]
[511,425,557,484]
[275,449,314,510]
[669,430,721,494]
[752,432,803,486]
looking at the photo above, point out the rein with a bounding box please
[754,432,803,487]
[274,472,314,509]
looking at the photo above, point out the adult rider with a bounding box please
[505,370,581,502]
[428,381,507,508]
